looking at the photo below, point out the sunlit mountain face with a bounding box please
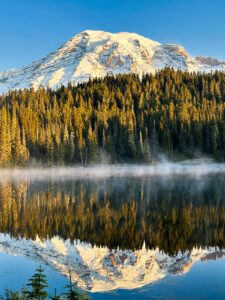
[0,167,225,292]
[1,30,225,94]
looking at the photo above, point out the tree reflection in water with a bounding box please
[0,175,225,256]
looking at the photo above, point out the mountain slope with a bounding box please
[0,30,225,93]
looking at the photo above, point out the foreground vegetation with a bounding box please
[2,266,89,300]
[1,68,225,165]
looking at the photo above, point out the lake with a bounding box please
[1,163,225,299]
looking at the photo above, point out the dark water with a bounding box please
[1,166,225,298]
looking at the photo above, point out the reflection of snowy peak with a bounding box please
[0,234,224,292]
[1,30,225,93]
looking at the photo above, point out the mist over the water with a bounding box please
[0,161,225,182]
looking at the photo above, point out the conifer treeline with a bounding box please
[1,68,225,165]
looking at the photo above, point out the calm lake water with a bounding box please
[0,253,69,297]
[1,164,225,299]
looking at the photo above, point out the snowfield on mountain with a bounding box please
[0,30,225,94]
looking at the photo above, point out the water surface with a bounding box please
[0,164,225,298]
[0,253,69,297]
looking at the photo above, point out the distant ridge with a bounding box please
[0,30,225,93]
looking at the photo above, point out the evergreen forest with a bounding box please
[1,68,225,165]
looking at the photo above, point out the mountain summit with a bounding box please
[0,30,225,93]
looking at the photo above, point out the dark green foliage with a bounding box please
[26,266,48,299]
[50,289,61,300]
[2,69,225,165]
[5,288,27,300]
[2,268,90,300]
[64,273,89,300]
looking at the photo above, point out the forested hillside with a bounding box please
[1,68,225,166]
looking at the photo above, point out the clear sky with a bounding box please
[0,0,225,71]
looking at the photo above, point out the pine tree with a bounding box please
[64,272,89,300]
[0,107,11,165]
[5,288,27,300]
[26,265,48,299]
[50,288,61,300]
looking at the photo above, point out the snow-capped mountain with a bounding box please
[0,234,224,292]
[0,30,225,94]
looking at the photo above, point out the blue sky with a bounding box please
[0,0,225,70]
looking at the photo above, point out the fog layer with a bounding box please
[0,161,224,182]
